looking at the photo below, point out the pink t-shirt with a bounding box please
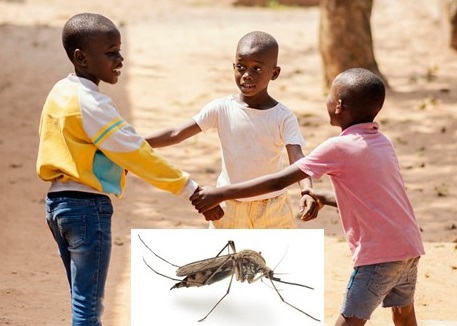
[295,122,424,267]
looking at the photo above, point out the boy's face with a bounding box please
[75,29,123,85]
[233,44,280,99]
[326,81,342,127]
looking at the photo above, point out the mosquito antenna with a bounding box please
[272,244,289,271]
[138,234,180,268]
[268,245,314,290]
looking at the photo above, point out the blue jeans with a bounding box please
[46,192,113,326]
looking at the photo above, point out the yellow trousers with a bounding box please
[210,193,296,229]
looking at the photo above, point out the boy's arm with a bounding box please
[191,164,309,213]
[77,92,222,220]
[286,144,314,189]
[301,188,338,208]
[286,144,319,220]
[145,120,202,148]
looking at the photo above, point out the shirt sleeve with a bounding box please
[192,98,220,132]
[177,178,199,199]
[281,109,306,149]
[81,90,194,196]
[294,138,342,180]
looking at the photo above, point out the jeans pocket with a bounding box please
[57,214,87,248]
[347,267,359,290]
[366,261,402,296]
[98,201,114,216]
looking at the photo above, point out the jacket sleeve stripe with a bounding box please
[92,117,127,146]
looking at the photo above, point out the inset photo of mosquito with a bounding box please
[131,229,324,326]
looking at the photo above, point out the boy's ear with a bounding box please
[335,99,343,114]
[271,66,281,80]
[74,49,88,67]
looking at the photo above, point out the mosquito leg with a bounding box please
[198,272,235,322]
[228,240,236,254]
[271,276,314,290]
[214,240,237,258]
[269,279,321,322]
[142,257,183,283]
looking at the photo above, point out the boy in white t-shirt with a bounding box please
[192,68,425,326]
[146,31,317,228]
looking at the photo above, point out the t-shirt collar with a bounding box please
[340,122,379,136]
[68,73,99,91]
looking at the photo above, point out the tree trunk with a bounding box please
[449,0,457,49]
[319,0,387,89]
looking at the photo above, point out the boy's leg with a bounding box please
[70,196,113,326]
[337,264,379,325]
[335,314,367,326]
[384,257,420,326]
[46,195,113,326]
[339,257,420,326]
[46,197,73,286]
[335,303,417,326]
[391,304,417,326]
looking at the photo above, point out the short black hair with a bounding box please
[337,68,385,119]
[237,31,279,64]
[62,13,117,61]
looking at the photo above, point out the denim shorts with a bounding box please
[341,257,420,320]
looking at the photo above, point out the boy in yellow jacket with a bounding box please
[36,13,222,325]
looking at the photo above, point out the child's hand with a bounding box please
[190,186,224,214]
[299,194,320,221]
[191,186,224,221]
[301,188,338,210]
[202,205,224,221]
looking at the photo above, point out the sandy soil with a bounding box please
[0,0,456,325]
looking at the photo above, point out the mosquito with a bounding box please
[138,234,320,322]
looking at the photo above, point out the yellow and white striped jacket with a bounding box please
[37,74,196,197]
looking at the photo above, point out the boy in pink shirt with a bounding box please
[191,68,425,326]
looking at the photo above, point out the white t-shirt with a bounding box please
[193,95,305,201]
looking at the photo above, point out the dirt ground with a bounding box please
[0,0,456,325]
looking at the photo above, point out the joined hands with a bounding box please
[191,186,224,221]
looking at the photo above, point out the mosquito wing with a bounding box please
[171,255,234,289]
[176,254,233,277]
